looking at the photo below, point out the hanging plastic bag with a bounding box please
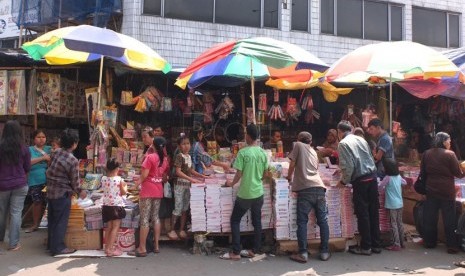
[164,181,173,198]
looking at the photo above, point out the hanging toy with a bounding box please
[215,95,234,119]
[285,97,301,126]
[203,92,215,124]
[258,93,267,111]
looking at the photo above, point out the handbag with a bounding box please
[163,181,173,198]
[414,158,427,195]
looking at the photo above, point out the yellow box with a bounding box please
[65,229,102,250]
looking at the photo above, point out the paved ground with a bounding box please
[1,229,465,276]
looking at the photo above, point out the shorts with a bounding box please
[173,184,190,216]
[28,184,46,203]
[139,198,161,227]
[102,205,126,223]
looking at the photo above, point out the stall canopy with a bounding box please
[397,47,465,100]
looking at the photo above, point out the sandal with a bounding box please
[8,244,21,251]
[53,248,76,255]
[290,253,308,264]
[153,248,160,254]
[219,252,241,261]
[107,247,123,257]
[167,231,179,240]
[127,250,147,257]
[454,261,465,268]
[25,227,38,233]
[179,231,188,239]
[240,250,255,258]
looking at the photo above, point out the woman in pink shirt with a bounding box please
[130,137,169,257]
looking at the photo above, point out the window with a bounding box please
[216,0,261,27]
[320,0,334,34]
[337,0,362,38]
[291,0,309,31]
[165,0,213,22]
[364,1,387,40]
[321,0,403,41]
[449,14,460,48]
[142,0,279,29]
[264,0,279,28]
[390,5,403,41]
[143,0,161,15]
[412,7,460,48]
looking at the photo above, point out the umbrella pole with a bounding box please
[250,59,256,125]
[389,73,393,136]
[97,56,104,109]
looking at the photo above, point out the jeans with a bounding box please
[230,195,263,255]
[352,178,381,250]
[0,185,28,248]
[423,196,459,249]
[296,187,329,254]
[48,193,71,255]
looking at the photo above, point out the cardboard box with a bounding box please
[65,229,102,250]
[103,227,135,252]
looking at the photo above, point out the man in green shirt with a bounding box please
[222,124,269,261]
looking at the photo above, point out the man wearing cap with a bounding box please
[287,132,330,263]
[337,120,381,256]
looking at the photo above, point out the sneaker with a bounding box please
[385,245,401,251]
[371,247,382,254]
[319,252,331,261]
[348,246,371,256]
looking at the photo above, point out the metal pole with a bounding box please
[250,59,256,125]
[389,73,393,136]
[18,0,26,47]
[97,55,104,109]
[58,0,62,28]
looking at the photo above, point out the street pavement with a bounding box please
[1,229,465,276]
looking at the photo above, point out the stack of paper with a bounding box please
[340,187,356,238]
[84,205,103,230]
[220,187,233,232]
[289,197,298,240]
[326,188,342,238]
[206,182,222,232]
[262,183,274,229]
[274,179,290,240]
[190,183,206,232]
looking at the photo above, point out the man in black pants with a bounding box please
[336,121,381,255]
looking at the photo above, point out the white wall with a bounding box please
[122,0,465,67]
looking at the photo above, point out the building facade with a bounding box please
[121,0,464,68]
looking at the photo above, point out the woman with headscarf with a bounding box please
[421,132,464,254]
[191,127,229,174]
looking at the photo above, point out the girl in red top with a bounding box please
[130,137,169,257]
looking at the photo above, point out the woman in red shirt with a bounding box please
[130,137,169,257]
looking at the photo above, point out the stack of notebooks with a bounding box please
[220,187,233,232]
[68,207,85,231]
[84,205,103,230]
[340,187,356,238]
[205,181,222,232]
[274,179,291,240]
[262,184,274,229]
[190,183,207,232]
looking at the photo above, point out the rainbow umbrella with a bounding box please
[325,41,461,133]
[265,65,353,102]
[175,37,328,123]
[22,25,171,107]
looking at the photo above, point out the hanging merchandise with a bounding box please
[342,104,362,128]
[285,97,301,125]
[258,93,267,111]
[60,78,77,118]
[215,95,234,120]
[203,92,215,124]
[0,70,7,115]
[120,90,135,105]
[303,95,319,124]
[37,72,61,114]
[268,104,285,121]
[162,97,172,112]
[273,88,279,102]
[361,104,377,128]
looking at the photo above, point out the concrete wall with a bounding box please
[122,0,465,67]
